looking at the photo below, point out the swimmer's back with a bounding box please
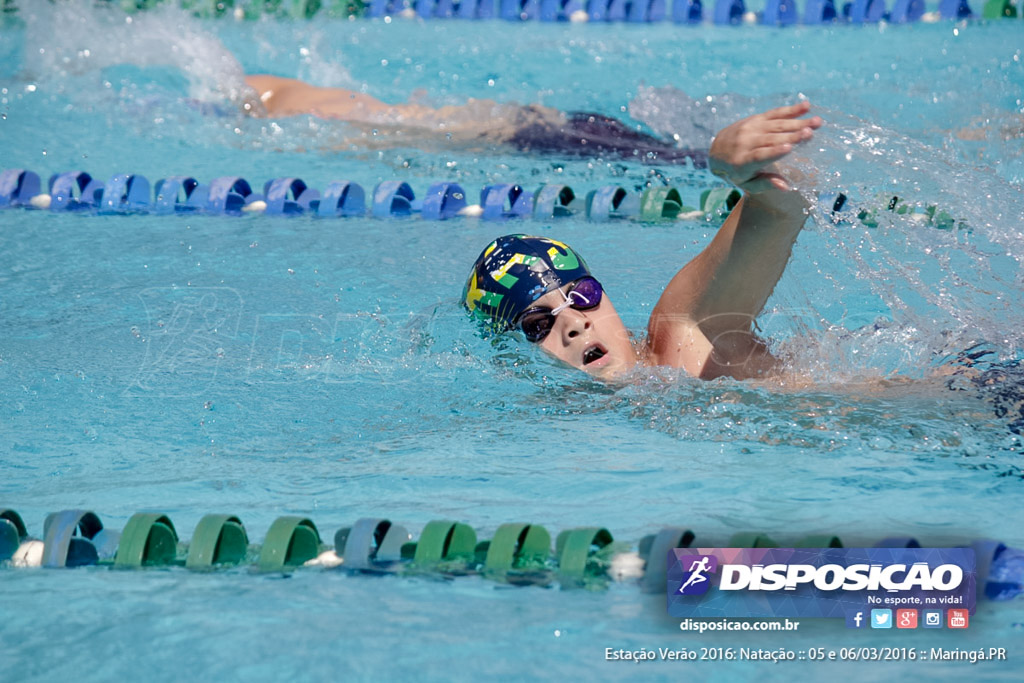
[244,75,392,119]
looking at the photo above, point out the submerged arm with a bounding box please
[647,102,823,379]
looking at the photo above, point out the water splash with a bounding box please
[628,86,756,149]
[785,108,1024,372]
[20,0,248,106]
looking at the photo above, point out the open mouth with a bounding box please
[583,344,607,366]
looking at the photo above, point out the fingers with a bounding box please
[762,101,812,120]
[754,127,813,148]
[762,117,817,134]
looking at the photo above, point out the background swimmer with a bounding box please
[243,74,707,164]
[465,102,823,381]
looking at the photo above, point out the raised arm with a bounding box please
[647,101,823,379]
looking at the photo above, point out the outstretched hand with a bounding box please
[709,101,822,194]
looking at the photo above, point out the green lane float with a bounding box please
[186,514,250,569]
[639,187,684,221]
[114,513,179,568]
[982,0,1017,17]
[728,532,778,548]
[411,520,477,568]
[876,536,922,548]
[700,187,741,218]
[839,193,969,231]
[258,516,322,571]
[0,509,28,561]
[555,526,615,586]
[483,523,551,573]
[796,534,843,548]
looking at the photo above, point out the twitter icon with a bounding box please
[871,609,893,629]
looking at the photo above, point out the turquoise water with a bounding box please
[1,2,1023,680]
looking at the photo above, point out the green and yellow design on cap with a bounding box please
[464,234,592,332]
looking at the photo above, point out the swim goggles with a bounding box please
[515,277,604,342]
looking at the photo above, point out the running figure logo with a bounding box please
[676,554,718,595]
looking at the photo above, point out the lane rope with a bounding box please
[2,507,1020,598]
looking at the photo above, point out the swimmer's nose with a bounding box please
[560,308,591,342]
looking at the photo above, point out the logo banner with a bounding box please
[667,548,976,618]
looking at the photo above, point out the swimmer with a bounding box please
[464,101,823,381]
[243,74,706,164]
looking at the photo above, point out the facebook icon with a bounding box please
[845,610,866,629]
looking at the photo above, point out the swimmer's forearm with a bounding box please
[674,190,805,325]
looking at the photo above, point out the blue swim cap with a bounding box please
[464,234,593,331]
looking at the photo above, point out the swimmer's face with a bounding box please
[528,283,637,379]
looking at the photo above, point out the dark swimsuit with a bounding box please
[506,110,708,167]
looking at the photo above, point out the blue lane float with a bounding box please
[100,174,151,214]
[263,177,320,216]
[585,185,640,221]
[713,0,746,23]
[845,0,888,22]
[889,0,926,21]
[803,0,839,21]
[940,0,974,17]
[629,0,668,22]
[367,0,412,16]
[206,176,260,214]
[538,0,582,19]
[533,184,576,219]
[49,172,104,212]
[673,0,704,22]
[154,176,206,214]
[431,0,484,18]
[372,180,417,217]
[421,182,468,220]
[0,169,41,208]
[500,0,541,19]
[481,183,534,220]
[317,180,366,217]
[763,0,799,23]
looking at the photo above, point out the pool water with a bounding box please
[1,2,1023,680]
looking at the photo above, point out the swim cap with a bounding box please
[464,234,593,331]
